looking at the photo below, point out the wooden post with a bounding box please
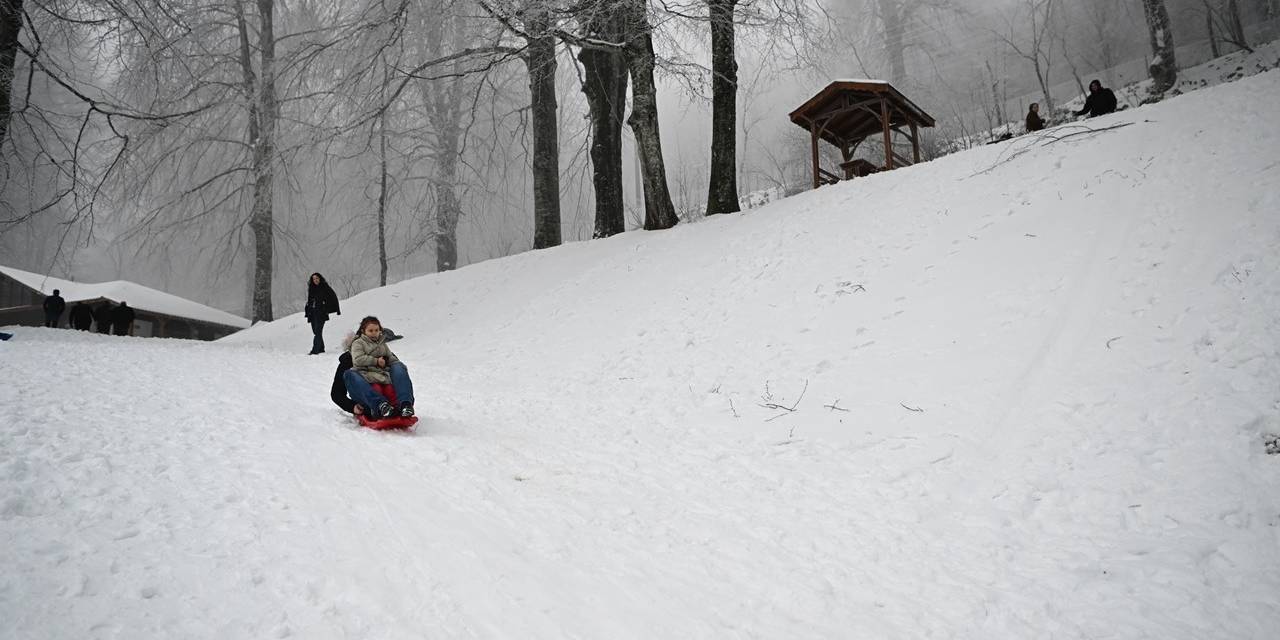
[911,122,920,164]
[881,97,893,171]
[810,120,820,189]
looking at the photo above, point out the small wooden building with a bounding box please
[0,264,249,340]
[789,80,936,189]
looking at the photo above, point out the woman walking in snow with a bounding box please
[305,273,341,354]
[344,316,415,419]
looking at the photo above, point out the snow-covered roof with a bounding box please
[831,78,890,85]
[0,264,250,329]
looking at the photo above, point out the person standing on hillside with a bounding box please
[1025,103,1045,132]
[111,301,136,336]
[304,273,341,355]
[43,289,66,328]
[93,301,114,334]
[1075,80,1118,118]
[69,301,94,331]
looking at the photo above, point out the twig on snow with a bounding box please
[824,400,851,412]
[900,403,924,413]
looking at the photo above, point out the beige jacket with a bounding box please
[349,333,402,384]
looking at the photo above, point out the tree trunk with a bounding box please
[431,96,462,272]
[0,0,24,151]
[705,0,739,216]
[435,172,460,272]
[578,11,627,238]
[526,9,561,249]
[237,0,277,322]
[1207,9,1219,58]
[876,0,907,84]
[622,0,678,230]
[417,11,467,272]
[377,100,389,286]
[1142,0,1178,94]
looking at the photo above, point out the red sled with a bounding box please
[355,383,419,430]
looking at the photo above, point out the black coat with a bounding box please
[1076,88,1117,118]
[331,351,357,413]
[1026,110,1045,132]
[305,277,341,323]
[69,303,94,330]
[111,304,136,334]
[43,294,65,316]
[93,303,113,329]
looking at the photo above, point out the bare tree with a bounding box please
[997,0,1058,113]
[621,0,678,230]
[1141,0,1178,94]
[575,3,628,238]
[236,0,279,321]
[1202,0,1253,54]
[0,0,23,150]
[525,7,562,248]
[705,0,739,216]
[477,0,563,249]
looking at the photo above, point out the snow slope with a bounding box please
[4,71,1280,639]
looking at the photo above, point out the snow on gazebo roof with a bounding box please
[0,264,250,329]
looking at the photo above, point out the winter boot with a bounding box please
[377,401,395,419]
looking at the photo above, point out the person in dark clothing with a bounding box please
[43,289,66,328]
[69,301,94,331]
[93,301,114,334]
[304,272,341,355]
[111,301,136,336]
[1025,102,1045,132]
[1075,79,1117,118]
[330,350,364,417]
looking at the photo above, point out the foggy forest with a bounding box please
[2,0,1277,320]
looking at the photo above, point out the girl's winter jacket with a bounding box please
[349,333,401,384]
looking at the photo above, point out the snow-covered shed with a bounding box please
[0,264,249,340]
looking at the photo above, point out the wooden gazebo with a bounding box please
[789,80,936,189]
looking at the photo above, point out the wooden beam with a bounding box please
[911,122,920,163]
[814,97,885,123]
[810,120,820,190]
[881,98,893,171]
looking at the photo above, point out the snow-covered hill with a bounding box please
[4,71,1280,639]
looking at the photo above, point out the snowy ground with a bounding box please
[4,70,1280,639]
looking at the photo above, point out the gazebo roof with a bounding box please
[789,80,936,148]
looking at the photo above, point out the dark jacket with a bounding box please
[331,351,357,413]
[93,302,113,332]
[111,303,136,335]
[1026,110,1045,132]
[69,302,94,330]
[305,276,341,323]
[43,294,66,316]
[1076,88,1117,118]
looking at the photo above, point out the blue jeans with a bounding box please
[343,362,415,412]
[310,319,326,353]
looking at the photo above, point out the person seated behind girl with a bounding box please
[329,332,364,417]
[343,316,415,419]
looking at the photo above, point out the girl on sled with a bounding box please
[344,316,415,419]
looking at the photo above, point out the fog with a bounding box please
[2,0,1275,318]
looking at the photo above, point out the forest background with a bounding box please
[2,0,1276,319]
